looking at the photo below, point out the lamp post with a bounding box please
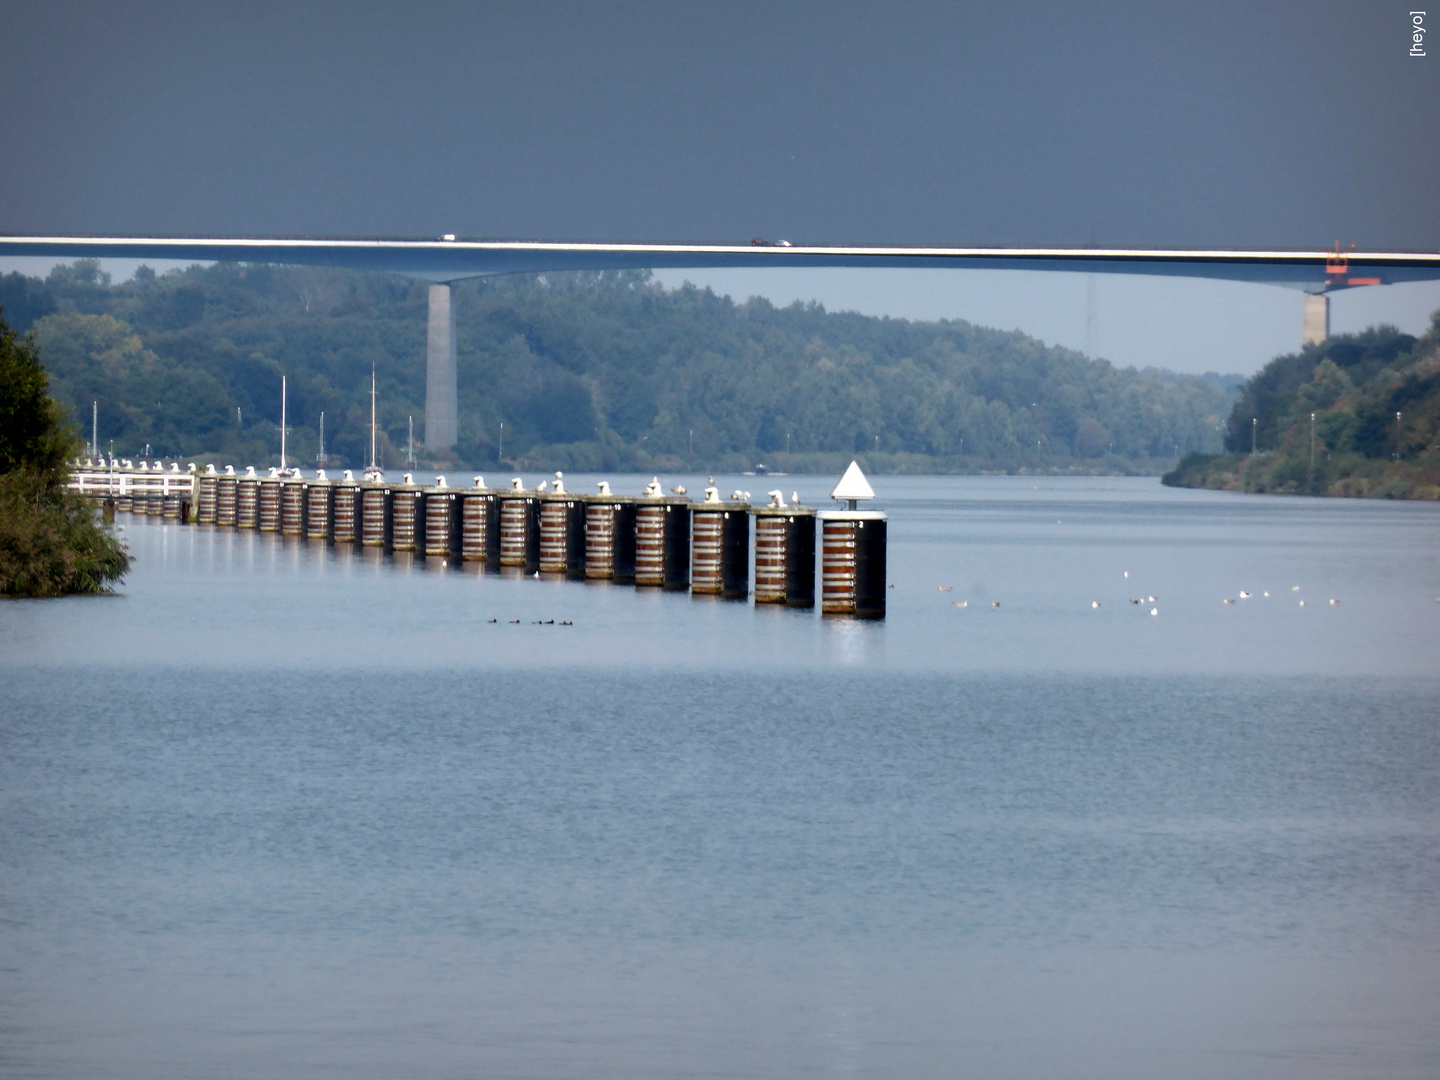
[1395,411,1403,461]
[1309,412,1316,484]
[1251,417,1257,455]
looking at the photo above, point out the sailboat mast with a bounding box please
[280,375,287,470]
[370,368,377,470]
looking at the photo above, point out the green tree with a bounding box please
[0,308,131,596]
[0,314,74,474]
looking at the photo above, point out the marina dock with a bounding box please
[71,461,887,618]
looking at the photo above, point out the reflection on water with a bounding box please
[6,474,1437,676]
[1,477,1438,1079]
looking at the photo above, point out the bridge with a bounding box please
[9,236,1440,450]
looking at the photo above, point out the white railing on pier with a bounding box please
[68,460,197,499]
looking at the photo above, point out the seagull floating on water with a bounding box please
[939,586,952,592]
[1092,601,1100,609]
[954,601,968,608]
[1239,591,1251,599]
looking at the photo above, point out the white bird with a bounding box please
[954,601,968,608]
[1262,591,1270,597]
[939,586,952,593]
[1149,608,1158,616]
[597,481,612,496]
[1291,585,1301,592]
[1299,600,1306,607]
[792,491,801,505]
[671,485,686,494]
[1223,598,1235,604]
[1329,598,1339,605]
[992,601,1001,608]
[1239,591,1251,599]
[1091,601,1100,609]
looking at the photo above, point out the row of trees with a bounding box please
[1166,315,1440,498]
[2,261,1238,472]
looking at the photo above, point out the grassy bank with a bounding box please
[1163,450,1440,499]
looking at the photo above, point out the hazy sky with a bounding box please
[2,2,1437,373]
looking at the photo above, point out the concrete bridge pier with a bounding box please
[426,283,458,451]
[1303,293,1329,347]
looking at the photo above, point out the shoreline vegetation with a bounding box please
[3,261,1236,477]
[1163,315,1440,500]
[1,309,130,597]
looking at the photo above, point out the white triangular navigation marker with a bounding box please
[830,460,875,504]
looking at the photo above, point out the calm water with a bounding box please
[2,476,1438,1079]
